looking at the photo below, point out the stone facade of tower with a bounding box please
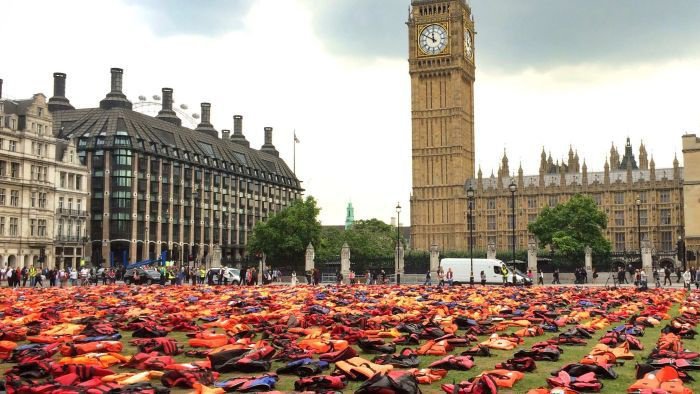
[682,134,700,265]
[408,0,476,251]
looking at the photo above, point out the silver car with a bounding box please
[124,267,161,285]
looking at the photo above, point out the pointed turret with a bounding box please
[518,162,524,188]
[673,153,680,180]
[649,156,656,182]
[620,137,638,170]
[581,159,588,187]
[477,166,483,192]
[604,159,610,184]
[639,140,648,170]
[500,148,510,178]
[610,142,620,170]
[573,151,580,173]
[540,147,547,172]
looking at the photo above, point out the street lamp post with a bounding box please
[635,196,642,266]
[396,202,401,285]
[508,180,517,277]
[467,186,475,286]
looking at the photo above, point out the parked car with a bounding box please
[207,267,241,285]
[124,267,161,285]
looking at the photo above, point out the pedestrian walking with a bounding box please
[291,271,297,287]
[538,269,544,285]
[480,270,486,286]
[446,267,454,286]
[663,266,672,286]
[424,270,431,286]
[552,268,560,284]
[682,268,691,290]
[437,268,445,287]
[501,265,508,285]
[676,267,682,283]
[652,268,659,288]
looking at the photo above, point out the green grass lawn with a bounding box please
[1,290,698,394]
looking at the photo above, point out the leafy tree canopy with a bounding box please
[317,219,400,261]
[247,196,321,266]
[528,194,611,255]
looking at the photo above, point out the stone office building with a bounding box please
[465,139,684,266]
[0,78,90,269]
[49,68,302,267]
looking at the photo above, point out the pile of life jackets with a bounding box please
[0,282,693,393]
[628,292,699,394]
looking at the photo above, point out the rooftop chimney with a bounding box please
[260,126,279,157]
[99,67,132,110]
[194,102,218,138]
[48,72,75,112]
[230,115,250,147]
[0,78,3,99]
[155,87,181,126]
[222,129,230,139]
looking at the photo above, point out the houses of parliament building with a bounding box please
[407,0,698,264]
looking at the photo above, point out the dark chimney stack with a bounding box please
[99,67,132,110]
[234,115,243,134]
[222,129,230,139]
[0,78,3,99]
[162,88,173,110]
[155,87,181,126]
[54,73,66,97]
[110,68,123,93]
[48,72,75,112]
[194,102,218,138]
[260,126,279,157]
[264,127,273,145]
[230,115,250,147]
[200,103,211,124]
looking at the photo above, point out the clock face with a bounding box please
[464,29,473,60]
[419,24,448,55]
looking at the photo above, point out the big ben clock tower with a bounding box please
[408,0,475,251]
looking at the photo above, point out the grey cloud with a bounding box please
[308,0,700,70]
[124,0,254,36]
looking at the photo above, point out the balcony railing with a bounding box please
[56,208,88,217]
[56,235,82,243]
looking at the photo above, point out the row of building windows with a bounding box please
[0,189,20,206]
[0,161,21,178]
[31,141,48,157]
[484,190,673,210]
[0,138,18,152]
[482,208,674,231]
[58,172,83,191]
[0,217,20,236]
[57,218,85,238]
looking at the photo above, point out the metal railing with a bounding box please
[56,208,88,216]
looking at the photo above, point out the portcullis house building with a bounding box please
[49,68,302,267]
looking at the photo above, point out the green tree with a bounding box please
[528,194,611,255]
[346,219,398,259]
[247,196,321,266]
[317,219,400,263]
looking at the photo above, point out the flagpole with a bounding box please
[293,130,296,173]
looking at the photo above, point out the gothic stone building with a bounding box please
[465,139,684,266]
[49,68,302,267]
[0,79,90,269]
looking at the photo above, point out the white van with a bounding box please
[439,258,532,285]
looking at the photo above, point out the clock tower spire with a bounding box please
[408,0,475,251]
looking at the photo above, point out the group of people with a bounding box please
[0,264,122,288]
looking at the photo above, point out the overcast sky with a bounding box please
[2,0,699,225]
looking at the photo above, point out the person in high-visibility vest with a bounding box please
[198,267,206,285]
[501,265,508,286]
[28,265,37,287]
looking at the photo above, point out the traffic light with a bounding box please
[677,239,685,260]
